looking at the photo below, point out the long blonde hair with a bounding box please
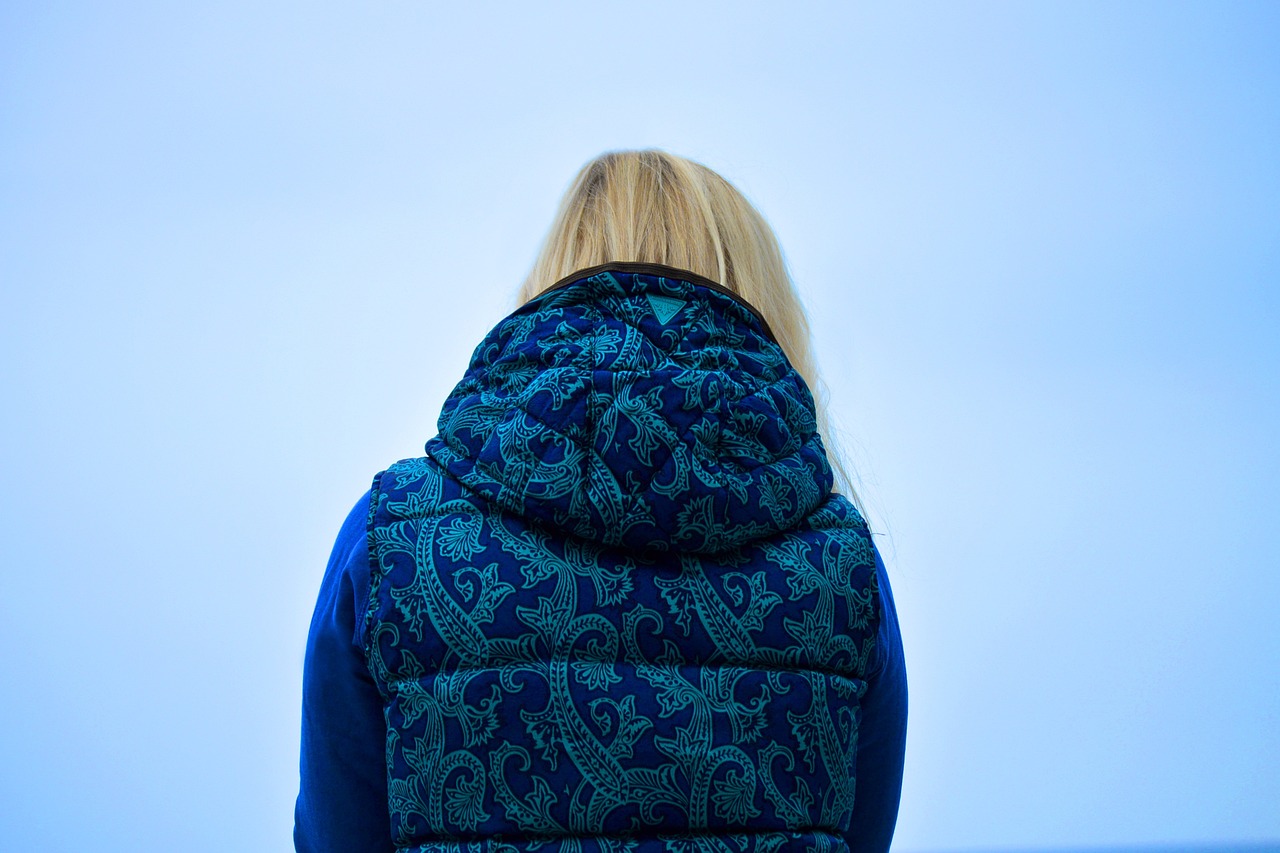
[521,150,856,503]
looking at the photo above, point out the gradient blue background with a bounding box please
[2,2,1277,851]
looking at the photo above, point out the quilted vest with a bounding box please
[365,265,883,853]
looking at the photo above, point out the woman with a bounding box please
[295,151,907,853]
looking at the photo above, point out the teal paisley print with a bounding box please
[365,267,883,853]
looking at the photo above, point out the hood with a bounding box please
[425,263,833,554]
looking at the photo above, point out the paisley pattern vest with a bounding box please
[365,266,884,853]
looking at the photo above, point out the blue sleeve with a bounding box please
[294,491,395,853]
[846,543,909,853]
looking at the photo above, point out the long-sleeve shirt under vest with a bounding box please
[295,491,908,853]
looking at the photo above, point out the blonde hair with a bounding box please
[521,149,856,503]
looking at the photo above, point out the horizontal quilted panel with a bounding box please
[367,457,879,847]
[380,663,861,840]
[396,830,849,853]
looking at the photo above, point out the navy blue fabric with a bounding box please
[849,549,907,853]
[425,267,832,555]
[295,497,905,853]
[295,267,907,852]
[295,492,393,853]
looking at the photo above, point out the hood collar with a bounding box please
[426,265,832,554]
[539,262,780,346]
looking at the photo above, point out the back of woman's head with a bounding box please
[522,149,856,501]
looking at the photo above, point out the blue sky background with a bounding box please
[1,2,1277,851]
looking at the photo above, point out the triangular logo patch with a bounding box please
[646,293,686,325]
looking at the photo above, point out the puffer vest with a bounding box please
[365,265,883,853]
